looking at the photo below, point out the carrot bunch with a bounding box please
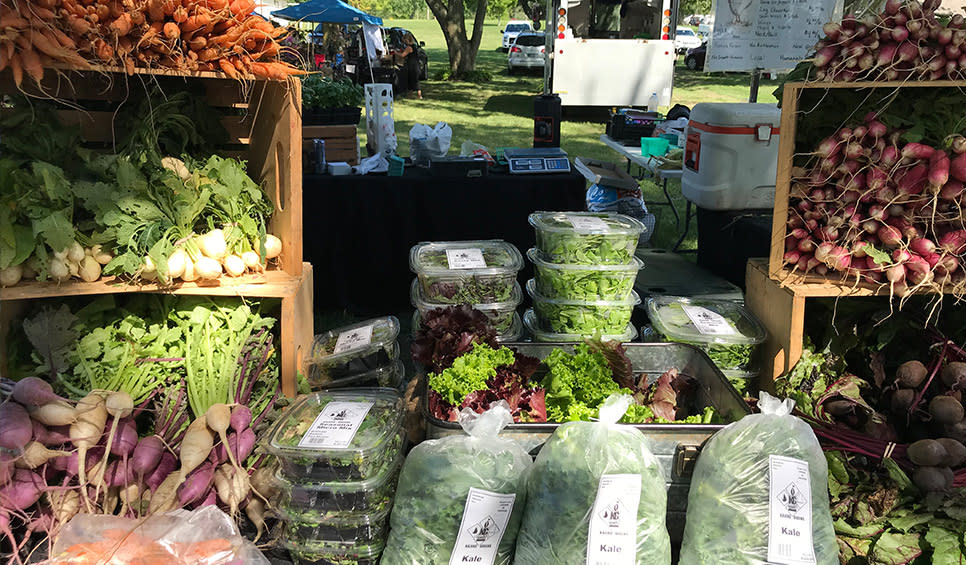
[0,0,305,85]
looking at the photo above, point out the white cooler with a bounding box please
[681,103,781,210]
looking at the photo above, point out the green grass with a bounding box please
[361,19,782,250]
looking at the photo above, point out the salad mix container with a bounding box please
[410,278,521,333]
[279,505,392,547]
[409,240,524,304]
[411,310,523,343]
[523,308,638,343]
[282,539,385,565]
[308,317,401,382]
[722,369,758,397]
[307,361,406,392]
[528,247,643,301]
[528,211,645,265]
[275,454,401,518]
[527,279,641,335]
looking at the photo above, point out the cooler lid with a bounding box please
[688,103,780,128]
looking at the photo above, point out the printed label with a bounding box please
[767,455,816,564]
[298,401,374,449]
[333,324,374,354]
[449,488,516,565]
[586,474,641,565]
[567,215,610,233]
[446,248,487,269]
[681,305,739,336]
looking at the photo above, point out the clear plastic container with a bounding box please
[280,504,391,547]
[723,369,758,397]
[529,211,645,265]
[308,360,406,392]
[409,240,524,304]
[309,317,401,382]
[411,310,523,343]
[410,278,521,333]
[527,279,641,335]
[275,451,401,518]
[523,309,638,343]
[528,247,643,301]
[266,388,405,482]
[646,296,767,371]
[284,539,384,565]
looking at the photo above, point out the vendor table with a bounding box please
[599,134,691,251]
[303,167,587,314]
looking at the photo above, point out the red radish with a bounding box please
[838,128,854,142]
[950,152,966,182]
[786,237,798,252]
[788,216,804,229]
[815,242,835,263]
[910,237,937,256]
[951,136,966,154]
[940,229,966,254]
[178,461,216,506]
[886,263,906,283]
[862,219,880,234]
[869,205,888,221]
[881,145,900,167]
[852,125,869,140]
[852,241,870,258]
[867,167,889,191]
[796,255,810,272]
[902,142,935,160]
[789,228,809,240]
[132,435,165,482]
[806,256,822,273]
[818,226,840,242]
[906,255,933,286]
[936,254,960,275]
[814,46,839,67]
[897,40,919,62]
[887,204,906,218]
[784,250,802,265]
[879,224,903,246]
[841,189,860,204]
[940,181,964,200]
[12,378,67,407]
[923,252,941,268]
[897,164,928,195]
[0,402,32,452]
[816,137,842,158]
[866,120,888,139]
[823,22,841,41]
[946,44,961,59]
[824,246,852,271]
[146,451,178,493]
[892,248,912,263]
[885,0,901,15]
[844,142,865,160]
[805,218,819,232]
[929,152,951,191]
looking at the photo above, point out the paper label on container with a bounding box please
[446,248,487,269]
[680,305,739,336]
[298,401,374,449]
[767,455,816,565]
[586,474,641,565]
[449,488,516,565]
[567,214,610,233]
[333,324,374,354]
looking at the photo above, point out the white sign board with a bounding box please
[706,0,837,72]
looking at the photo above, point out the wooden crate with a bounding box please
[302,124,360,166]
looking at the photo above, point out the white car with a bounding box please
[507,31,546,74]
[501,20,533,51]
[674,28,702,54]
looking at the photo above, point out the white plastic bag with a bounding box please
[409,122,452,165]
[381,401,531,565]
[679,392,838,565]
[514,394,672,565]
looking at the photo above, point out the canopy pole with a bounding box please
[749,67,761,103]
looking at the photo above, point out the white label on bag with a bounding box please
[586,474,641,565]
[298,401,374,449]
[333,324,374,354]
[449,488,516,565]
[767,455,816,564]
[446,248,487,269]
[567,215,610,233]
[681,305,739,336]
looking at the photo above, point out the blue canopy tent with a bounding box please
[271,0,382,25]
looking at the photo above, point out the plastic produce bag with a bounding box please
[381,401,531,565]
[514,394,671,565]
[48,506,269,564]
[586,183,655,242]
[460,140,496,164]
[409,122,452,165]
[679,392,837,565]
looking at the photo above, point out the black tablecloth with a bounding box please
[304,167,587,314]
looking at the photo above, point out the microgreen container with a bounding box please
[527,279,640,335]
[523,309,638,343]
[646,296,767,372]
[529,211,645,265]
[411,310,523,343]
[722,369,758,398]
[410,278,522,333]
[280,504,391,547]
[308,360,406,392]
[409,240,524,304]
[528,247,643,301]
[283,539,384,565]
[276,455,401,518]
[309,317,400,382]
[266,388,405,482]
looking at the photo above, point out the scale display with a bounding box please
[505,148,571,174]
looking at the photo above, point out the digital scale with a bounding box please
[504,147,571,174]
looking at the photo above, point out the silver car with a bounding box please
[507,31,546,75]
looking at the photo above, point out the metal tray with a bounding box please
[420,341,751,542]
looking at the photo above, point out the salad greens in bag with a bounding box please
[514,395,672,565]
[679,392,837,565]
[380,402,531,565]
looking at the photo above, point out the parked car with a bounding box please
[501,20,533,51]
[674,28,702,54]
[507,31,546,75]
[684,42,707,71]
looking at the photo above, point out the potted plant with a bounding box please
[301,75,365,125]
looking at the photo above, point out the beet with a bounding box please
[930,395,965,424]
[936,438,966,467]
[912,466,951,492]
[944,421,966,444]
[906,439,948,466]
[941,361,966,388]
[823,399,854,417]
[896,360,928,388]
[891,388,916,413]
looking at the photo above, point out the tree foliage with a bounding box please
[427,0,488,78]
[679,0,712,20]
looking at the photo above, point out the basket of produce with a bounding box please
[308,317,401,383]
[529,211,645,265]
[409,240,523,304]
[527,279,640,335]
[528,247,643,301]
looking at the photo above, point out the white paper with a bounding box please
[586,474,641,565]
[298,401,374,449]
[333,324,374,354]
[567,215,610,233]
[681,305,739,337]
[449,488,516,565]
[446,248,487,269]
[767,455,816,564]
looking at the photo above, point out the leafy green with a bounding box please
[301,76,364,109]
[533,301,633,335]
[651,301,760,371]
[533,214,640,265]
[541,344,624,422]
[533,262,637,301]
[427,343,516,406]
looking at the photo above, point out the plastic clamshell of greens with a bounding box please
[528,211,645,265]
[410,279,522,333]
[308,360,407,393]
[409,240,524,304]
[308,317,401,382]
[279,503,391,547]
[523,309,638,343]
[721,369,758,398]
[528,247,644,301]
[282,538,385,565]
[645,297,766,371]
[411,310,524,343]
[266,388,404,482]
[527,279,641,335]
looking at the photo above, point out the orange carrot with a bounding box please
[9,53,23,87]
[172,5,187,21]
[228,0,253,18]
[20,47,43,83]
[218,57,238,78]
[66,14,91,33]
[163,21,178,39]
[108,0,123,18]
[197,47,218,61]
[182,12,210,30]
[130,9,144,25]
[93,38,114,60]
[110,12,133,35]
[50,27,77,49]
[206,0,229,10]
[30,6,57,19]
[146,0,163,20]
[0,13,28,28]
[123,56,134,74]
[117,35,133,54]
[187,35,206,50]
[162,0,176,15]
[0,48,8,73]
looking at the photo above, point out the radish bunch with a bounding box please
[812,0,966,82]
[785,110,966,296]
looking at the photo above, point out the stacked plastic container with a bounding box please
[525,212,645,342]
[305,317,404,392]
[266,388,406,565]
[409,240,524,341]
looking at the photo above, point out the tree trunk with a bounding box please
[426,0,488,78]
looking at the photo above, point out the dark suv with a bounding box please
[345,26,427,86]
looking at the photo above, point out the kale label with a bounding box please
[680,305,738,337]
[446,248,487,269]
[586,474,641,565]
[298,401,374,449]
[333,324,374,354]
[767,455,816,565]
[567,215,610,234]
[448,487,516,565]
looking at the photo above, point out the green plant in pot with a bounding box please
[301,75,364,125]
